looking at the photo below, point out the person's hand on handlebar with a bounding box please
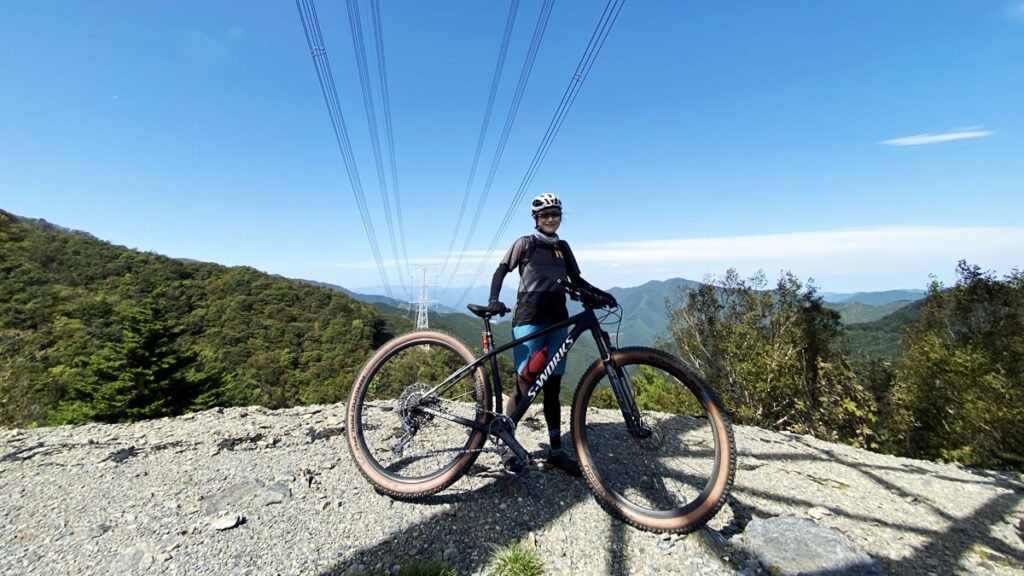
[593,288,617,308]
[559,279,617,309]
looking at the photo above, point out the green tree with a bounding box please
[666,269,875,445]
[892,262,1024,470]
[1,209,388,426]
[50,292,228,424]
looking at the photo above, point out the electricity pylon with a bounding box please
[408,265,436,331]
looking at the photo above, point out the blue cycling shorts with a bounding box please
[513,324,568,377]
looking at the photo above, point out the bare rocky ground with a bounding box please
[1,404,1023,575]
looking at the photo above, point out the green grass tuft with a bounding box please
[487,542,545,576]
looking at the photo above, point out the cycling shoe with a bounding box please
[548,449,582,477]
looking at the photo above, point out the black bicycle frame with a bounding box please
[422,306,645,444]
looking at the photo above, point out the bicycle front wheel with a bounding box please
[571,347,735,533]
[347,331,490,498]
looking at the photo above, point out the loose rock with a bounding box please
[1,404,1022,575]
[739,515,884,575]
[209,512,244,531]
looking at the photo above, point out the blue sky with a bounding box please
[2,1,1022,303]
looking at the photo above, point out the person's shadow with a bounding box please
[323,412,1024,576]
[321,411,726,575]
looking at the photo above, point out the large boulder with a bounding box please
[738,515,885,575]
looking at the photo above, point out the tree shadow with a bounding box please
[318,411,1024,576]
[729,433,1024,575]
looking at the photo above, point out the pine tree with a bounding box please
[50,292,228,424]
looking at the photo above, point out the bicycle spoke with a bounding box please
[349,333,490,492]
[573,348,734,532]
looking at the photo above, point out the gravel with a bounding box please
[2,404,1023,575]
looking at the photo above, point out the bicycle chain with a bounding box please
[373,393,514,464]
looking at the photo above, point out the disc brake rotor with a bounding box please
[636,413,666,452]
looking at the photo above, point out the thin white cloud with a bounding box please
[572,226,1024,290]
[290,227,1024,292]
[576,227,1024,263]
[881,127,993,146]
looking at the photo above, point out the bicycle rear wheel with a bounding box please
[571,347,735,533]
[347,331,490,498]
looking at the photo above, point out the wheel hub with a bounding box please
[397,383,438,427]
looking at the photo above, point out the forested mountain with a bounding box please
[342,276,922,390]
[0,210,388,427]
[844,300,925,362]
[827,300,917,324]
[4,210,1020,470]
[343,278,924,351]
[0,208,923,423]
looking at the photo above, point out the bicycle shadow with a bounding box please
[323,410,718,575]
[320,415,1024,576]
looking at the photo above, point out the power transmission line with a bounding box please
[439,0,555,297]
[295,0,395,299]
[346,0,410,298]
[368,0,411,289]
[437,0,520,280]
[452,0,626,309]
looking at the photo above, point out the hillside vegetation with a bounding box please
[3,210,1020,472]
[663,265,1023,471]
[0,210,387,427]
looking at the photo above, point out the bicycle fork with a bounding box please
[596,333,652,442]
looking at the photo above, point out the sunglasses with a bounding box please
[537,211,562,220]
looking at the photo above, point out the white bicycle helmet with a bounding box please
[531,193,562,215]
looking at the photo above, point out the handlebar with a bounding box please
[468,280,614,320]
[557,279,614,310]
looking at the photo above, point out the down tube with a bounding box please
[507,319,593,423]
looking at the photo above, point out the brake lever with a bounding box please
[556,278,580,301]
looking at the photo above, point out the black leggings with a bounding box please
[507,374,564,449]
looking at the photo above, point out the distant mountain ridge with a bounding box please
[844,299,925,362]
[341,279,924,341]
[821,289,925,306]
[5,208,925,411]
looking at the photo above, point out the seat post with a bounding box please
[481,316,493,351]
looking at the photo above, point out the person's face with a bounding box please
[534,209,561,235]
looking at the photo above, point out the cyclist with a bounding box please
[487,193,617,476]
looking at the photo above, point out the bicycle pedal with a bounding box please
[501,451,527,474]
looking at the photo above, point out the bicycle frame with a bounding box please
[419,306,647,457]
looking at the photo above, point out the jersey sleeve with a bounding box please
[561,241,583,281]
[499,236,530,271]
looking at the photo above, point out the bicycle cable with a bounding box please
[597,305,624,349]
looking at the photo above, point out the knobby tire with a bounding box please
[571,347,735,533]
[347,331,490,498]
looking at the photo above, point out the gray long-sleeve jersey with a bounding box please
[490,235,585,327]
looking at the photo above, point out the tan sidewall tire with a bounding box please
[347,331,489,498]
[571,347,735,533]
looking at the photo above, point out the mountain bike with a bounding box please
[346,280,735,533]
